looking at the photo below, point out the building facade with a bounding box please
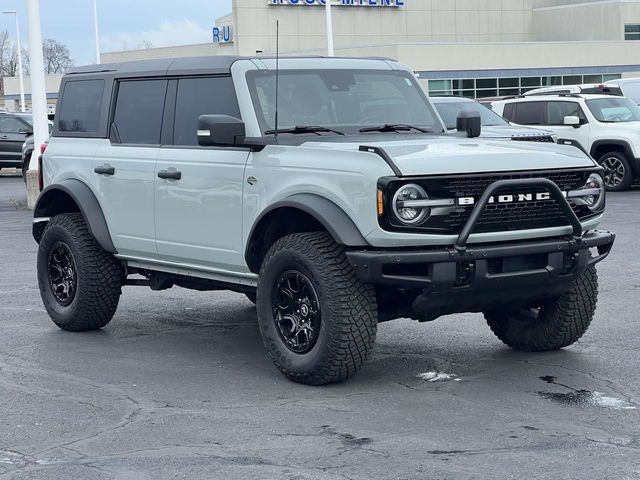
[101,0,640,98]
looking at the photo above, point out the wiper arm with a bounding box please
[264,125,345,136]
[359,123,433,133]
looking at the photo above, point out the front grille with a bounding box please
[382,169,598,234]
[511,135,555,143]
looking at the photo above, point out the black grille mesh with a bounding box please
[443,171,589,233]
[383,170,597,234]
[511,135,555,143]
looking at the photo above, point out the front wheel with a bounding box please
[598,152,634,191]
[256,232,377,385]
[37,213,122,331]
[484,267,598,351]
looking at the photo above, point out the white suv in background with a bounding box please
[492,94,640,190]
[524,79,640,105]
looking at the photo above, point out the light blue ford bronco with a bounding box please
[33,56,615,384]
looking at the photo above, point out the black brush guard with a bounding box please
[346,178,615,319]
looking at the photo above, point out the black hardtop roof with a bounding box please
[66,55,398,78]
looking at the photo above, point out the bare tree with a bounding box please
[0,30,12,75]
[41,39,73,74]
[141,40,153,49]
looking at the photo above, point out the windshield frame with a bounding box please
[586,97,640,123]
[245,68,445,136]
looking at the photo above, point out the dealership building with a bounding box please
[100,0,640,98]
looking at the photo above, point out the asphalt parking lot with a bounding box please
[0,170,639,480]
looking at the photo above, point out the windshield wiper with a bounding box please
[264,125,345,136]
[359,123,433,134]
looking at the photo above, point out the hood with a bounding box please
[479,125,555,139]
[303,136,595,176]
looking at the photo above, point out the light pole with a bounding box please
[325,0,334,57]
[92,0,101,63]
[3,11,26,112]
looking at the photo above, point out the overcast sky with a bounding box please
[0,0,232,66]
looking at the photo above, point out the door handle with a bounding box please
[158,169,182,180]
[94,165,115,175]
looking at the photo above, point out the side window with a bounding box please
[173,76,241,146]
[113,79,168,145]
[0,117,29,133]
[547,101,586,125]
[57,79,105,133]
[513,102,545,125]
[502,103,515,121]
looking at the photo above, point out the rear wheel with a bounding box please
[598,151,634,191]
[484,267,598,351]
[21,157,29,183]
[37,213,122,331]
[256,232,377,385]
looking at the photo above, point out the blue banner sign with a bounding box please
[269,0,405,6]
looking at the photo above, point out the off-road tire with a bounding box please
[22,157,29,182]
[484,266,598,351]
[245,291,257,305]
[37,213,122,331]
[598,151,634,191]
[256,232,377,385]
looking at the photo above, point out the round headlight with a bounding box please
[584,173,605,211]
[392,184,429,224]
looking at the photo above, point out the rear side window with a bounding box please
[547,101,586,125]
[113,80,168,145]
[173,76,241,146]
[0,116,29,133]
[512,102,545,125]
[58,79,104,133]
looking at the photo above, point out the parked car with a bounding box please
[21,120,53,179]
[431,96,557,142]
[523,84,623,98]
[0,112,33,173]
[493,93,640,190]
[33,56,614,385]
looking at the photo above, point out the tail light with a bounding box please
[38,142,48,192]
[38,155,43,192]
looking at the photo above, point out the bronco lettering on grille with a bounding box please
[457,191,559,206]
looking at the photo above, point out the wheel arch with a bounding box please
[590,140,636,168]
[245,194,368,274]
[33,179,117,253]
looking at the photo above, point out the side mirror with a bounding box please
[456,111,482,138]
[564,116,581,128]
[197,115,246,147]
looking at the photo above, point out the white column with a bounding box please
[26,0,48,171]
[93,0,101,64]
[325,0,334,57]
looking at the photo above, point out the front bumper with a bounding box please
[346,230,615,320]
[347,230,615,289]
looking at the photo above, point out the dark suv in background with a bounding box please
[0,113,33,174]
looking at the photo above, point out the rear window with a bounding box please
[57,79,105,133]
[112,80,168,145]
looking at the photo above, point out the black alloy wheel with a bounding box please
[272,270,321,354]
[47,241,77,306]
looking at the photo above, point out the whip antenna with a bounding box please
[274,20,280,143]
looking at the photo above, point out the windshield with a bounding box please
[586,97,640,123]
[433,100,508,130]
[246,69,443,135]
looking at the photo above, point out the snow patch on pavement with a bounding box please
[418,371,461,383]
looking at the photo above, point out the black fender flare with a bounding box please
[33,179,117,253]
[245,194,368,263]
